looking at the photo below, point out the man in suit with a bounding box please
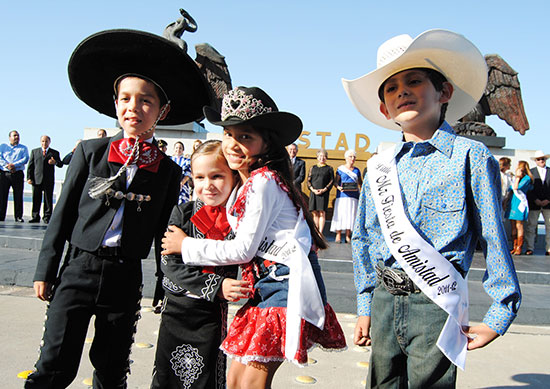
[0,130,29,222]
[287,143,305,191]
[25,29,211,388]
[525,150,550,255]
[27,135,63,223]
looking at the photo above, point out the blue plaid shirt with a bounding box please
[351,122,521,335]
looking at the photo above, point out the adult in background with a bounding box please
[171,141,192,204]
[287,142,305,191]
[307,148,333,235]
[97,128,107,138]
[505,160,533,255]
[192,139,202,153]
[499,157,513,215]
[61,139,82,165]
[157,139,168,154]
[331,149,362,243]
[525,150,550,255]
[0,130,29,222]
[27,135,62,224]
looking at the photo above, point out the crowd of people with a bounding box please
[288,145,363,243]
[0,131,69,224]
[0,26,542,389]
[499,152,550,256]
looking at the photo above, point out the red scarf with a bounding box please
[191,205,231,274]
[191,205,231,240]
[108,138,164,173]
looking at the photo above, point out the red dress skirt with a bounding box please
[221,255,347,365]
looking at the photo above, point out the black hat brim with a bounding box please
[68,29,212,125]
[203,105,302,146]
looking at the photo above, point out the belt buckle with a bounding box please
[98,246,119,257]
[381,268,409,295]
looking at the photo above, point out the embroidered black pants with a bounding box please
[25,248,142,389]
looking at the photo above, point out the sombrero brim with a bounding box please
[342,29,488,131]
[203,105,303,146]
[68,29,212,125]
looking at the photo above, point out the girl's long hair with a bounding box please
[517,160,534,182]
[250,128,328,249]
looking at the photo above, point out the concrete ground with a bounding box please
[1,212,550,388]
[1,286,549,388]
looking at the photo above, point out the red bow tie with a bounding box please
[191,205,231,240]
[108,138,164,173]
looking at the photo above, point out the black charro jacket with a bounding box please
[34,131,182,282]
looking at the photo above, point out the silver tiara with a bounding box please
[220,88,272,121]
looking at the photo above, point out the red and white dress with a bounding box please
[180,167,346,365]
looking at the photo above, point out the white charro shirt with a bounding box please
[102,135,153,247]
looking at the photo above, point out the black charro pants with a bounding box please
[0,170,24,220]
[25,247,143,389]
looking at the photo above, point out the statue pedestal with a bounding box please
[460,135,506,149]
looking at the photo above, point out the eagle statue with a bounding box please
[163,8,232,113]
[454,54,529,136]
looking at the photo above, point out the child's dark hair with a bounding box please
[191,140,240,182]
[378,68,449,126]
[115,75,169,107]
[250,129,328,249]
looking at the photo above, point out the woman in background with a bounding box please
[171,141,192,204]
[307,149,333,235]
[506,160,533,255]
[331,149,362,243]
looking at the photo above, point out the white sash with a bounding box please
[256,209,325,364]
[338,165,358,183]
[367,150,469,370]
[513,188,528,213]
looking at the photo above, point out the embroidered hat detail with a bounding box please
[203,86,302,146]
[221,88,273,121]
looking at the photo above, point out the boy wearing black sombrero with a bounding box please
[25,29,211,388]
[344,30,521,387]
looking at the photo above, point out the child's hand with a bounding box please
[218,278,252,302]
[354,315,371,346]
[464,323,499,350]
[34,281,53,302]
[161,225,188,255]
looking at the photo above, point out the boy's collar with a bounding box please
[123,131,153,143]
[394,121,456,159]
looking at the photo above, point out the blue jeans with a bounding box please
[254,251,328,308]
[367,284,456,388]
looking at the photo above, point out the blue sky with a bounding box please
[1,1,548,162]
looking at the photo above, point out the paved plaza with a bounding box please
[1,218,549,388]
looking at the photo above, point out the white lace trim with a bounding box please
[221,342,348,368]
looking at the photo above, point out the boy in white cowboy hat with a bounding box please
[525,150,550,255]
[344,29,521,387]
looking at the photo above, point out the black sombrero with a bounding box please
[203,86,302,146]
[68,29,212,125]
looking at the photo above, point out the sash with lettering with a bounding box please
[255,209,324,364]
[367,149,469,370]
[512,188,528,213]
[337,165,359,183]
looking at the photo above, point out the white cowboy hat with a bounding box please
[531,150,550,160]
[342,29,488,131]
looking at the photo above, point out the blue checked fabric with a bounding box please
[351,122,521,335]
